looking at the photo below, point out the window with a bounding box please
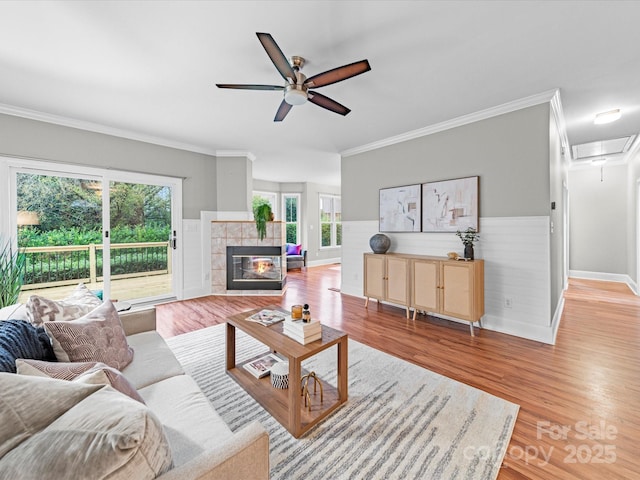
[252,191,278,218]
[320,194,341,247]
[282,193,300,244]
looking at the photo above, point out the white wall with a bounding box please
[341,216,555,344]
[569,164,628,277]
[626,147,640,292]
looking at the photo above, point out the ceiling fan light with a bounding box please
[284,85,307,105]
[594,109,621,125]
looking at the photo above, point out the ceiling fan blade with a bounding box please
[308,91,351,116]
[216,83,284,91]
[256,32,296,83]
[274,99,293,122]
[304,59,371,88]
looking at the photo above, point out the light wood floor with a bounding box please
[156,265,639,479]
[18,273,172,304]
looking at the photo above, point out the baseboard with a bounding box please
[182,287,209,300]
[481,314,556,345]
[569,270,638,295]
[340,290,557,345]
[307,257,341,268]
[549,296,564,345]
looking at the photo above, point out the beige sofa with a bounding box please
[116,307,270,480]
[1,304,270,480]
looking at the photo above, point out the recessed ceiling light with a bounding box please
[594,109,621,125]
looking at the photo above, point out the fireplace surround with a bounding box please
[211,220,286,295]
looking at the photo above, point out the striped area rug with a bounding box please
[167,324,518,480]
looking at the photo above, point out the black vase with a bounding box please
[464,244,474,260]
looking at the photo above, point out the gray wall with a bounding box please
[569,164,628,275]
[0,113,217,219]
[342,103,551,222]
[216,156,252,212]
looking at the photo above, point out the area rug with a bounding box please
[167,324,518,480]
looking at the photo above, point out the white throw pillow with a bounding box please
[25,283,101,326]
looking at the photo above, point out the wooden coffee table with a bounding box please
[226,306,348,438]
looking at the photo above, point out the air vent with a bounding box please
[571,135,636,162]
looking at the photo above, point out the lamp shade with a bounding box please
[17,211,40,226]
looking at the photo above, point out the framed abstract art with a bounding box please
[379,184,421,232]
[421,176,479,233]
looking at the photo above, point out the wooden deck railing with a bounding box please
[21,242,171,290]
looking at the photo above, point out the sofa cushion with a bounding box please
[0,304,28,322]
[121,331,184,390]
[0,320,55,373]
[0,373,172,480]
[138,374,233,468]
[25,283,101,326]
[16,359,144,403]
[44,301,134,369]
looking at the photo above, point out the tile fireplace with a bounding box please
[211,220,286,295]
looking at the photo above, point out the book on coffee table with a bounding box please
[283,319,322,344]
[242,353,284,378]
[246,309,287,326]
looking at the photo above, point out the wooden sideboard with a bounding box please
[364,253,484,335]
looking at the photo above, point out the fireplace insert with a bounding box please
[226,246,285,290]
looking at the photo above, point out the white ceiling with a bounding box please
[1,1,639,186]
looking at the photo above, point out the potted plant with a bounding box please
[456,227,479,260]
[0,236,26,308]
[253,202,273,241]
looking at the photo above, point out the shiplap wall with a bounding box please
[341,216,558,343]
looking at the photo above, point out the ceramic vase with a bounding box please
[369,233,391,254]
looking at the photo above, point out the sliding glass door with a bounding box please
[12,163,181,305]
[107,180,174,301]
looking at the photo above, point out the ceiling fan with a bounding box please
[216,32,371,122]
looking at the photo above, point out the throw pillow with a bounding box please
[25,283,101,326]
[0,320,56,373]
[44,301,134,370]
[286,243,297,255]
[0,372,102,458]
[0,304,28,322]
[16,359,145,403]
[0,373,172,479]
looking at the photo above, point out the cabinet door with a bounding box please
[364,254,386,300]
[412,260,439,312]
[440,262,473,320]
[386,256,409,306]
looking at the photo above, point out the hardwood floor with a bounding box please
[156,266,639,479]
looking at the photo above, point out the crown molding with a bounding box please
[0,102,218,156]
[341,89,559,158]
[623,132,640,164]
[215,150,257,161]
